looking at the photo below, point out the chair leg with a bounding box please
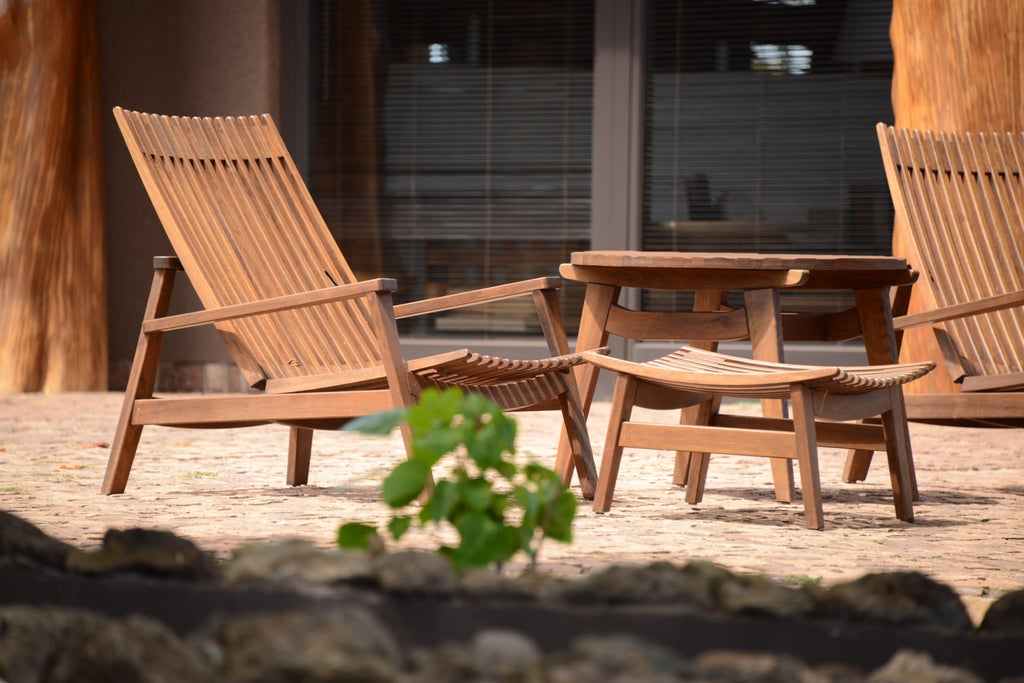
[762,397,796,503]
[672,396,719,486]
[557,380,598,500]
[880,387,915,521]
[683,448,710,505]
[790,384,824,530]
[103,265,177,495]
[842,444,874,484]
[671,304,722,487]
[593,375,637,513]
[287,427,313,485]
[105,375,152,495]
[367,290,434,494]
[743,287,796,504]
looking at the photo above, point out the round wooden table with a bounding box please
[556,251,918,501]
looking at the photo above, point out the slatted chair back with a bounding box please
[114,108,382,388]
[878,123,1024,386]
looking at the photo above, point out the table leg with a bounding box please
[555,282,620,484]
[842,288,919,499]
[673,289,724,486]
[744,288,796,503]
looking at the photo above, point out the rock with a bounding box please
[0,606,214,683]
[0,606,106,683]
[0,510,74,569]
[372,549,458,594]
[471,629,542,678]
[47,613,216,683]
[819,572,973,631]
[560,560,718,608]
[865,650,985,683]
[221,538,374,584]
[690,650,829,683]
[65,527,214,579]
[404,642,476,683]
[556,634,686,681]
[193,607,402,683]
[715,572,817,619]
[979,588,1024,632]
[459,566,568,601]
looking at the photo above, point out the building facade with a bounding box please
[101,0,894,391]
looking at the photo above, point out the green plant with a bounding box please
[337,387,577,572]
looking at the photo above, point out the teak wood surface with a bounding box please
[878,123,1024,426]
[584,347,931,529]
[557,250,928,527]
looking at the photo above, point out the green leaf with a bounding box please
[387,515,413,540]
[536,480,565,508]
[411,429,463,465]
[451,512,518,570]
[544,491,578,543]
[381,459,432,507]
[406,387,461,433]
[491,524,521,563]
[489,492,510,518]
[458,391,496,418]
[493,410,517,446]
[461,477,495,512]
[336,522,378,550]
[464,427,504,469]
[465,414,516,466]
[518,522,538,557]
[343,408,407,435]
[514,485,540,527]
[494,460,517,480]
[419,479,459,523]
[524,462,561,486]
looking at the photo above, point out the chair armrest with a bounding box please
[153,255,184,270]
[142,278,399,333]
[392,277,560,319]
[892,288,1024,330]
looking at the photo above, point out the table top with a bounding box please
[562,251,916,290]
[571,251,908,271]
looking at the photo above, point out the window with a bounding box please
[307,0,594,337]
[643,0,894,313]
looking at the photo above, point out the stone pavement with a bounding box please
[2,392,1023,625]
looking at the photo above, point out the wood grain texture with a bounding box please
[879,123,1024,403]
[890,0,1024,395]
[106,108,600,497]
[0,0,107,392]
[585,346,929,528]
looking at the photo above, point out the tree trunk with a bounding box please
[0,0,107,393]
[889,0,1024,393]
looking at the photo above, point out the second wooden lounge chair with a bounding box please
[841,125,1024,485]
[105,108,599,498]
[879,123,1024,424]
[584,346,933,529]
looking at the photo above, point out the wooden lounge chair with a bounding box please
[874,124,1024,425]
[584,346,933,529]
[104,107,599,498]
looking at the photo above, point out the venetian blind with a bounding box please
[307,0,594,337]
[642,0,894,312]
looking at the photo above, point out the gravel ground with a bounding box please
[2,391,1023,625]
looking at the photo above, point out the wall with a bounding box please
[99,0,280,390]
